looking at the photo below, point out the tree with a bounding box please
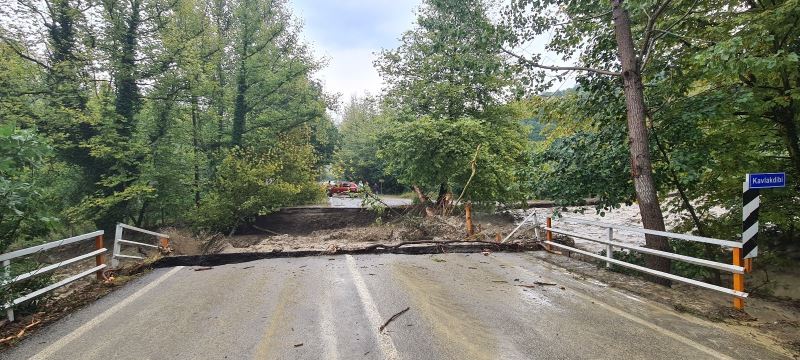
[192,137,323,234]
[504,0,687,282]
[376,0,528,211]
[0,124,52,252]
[333,96,397,190]
[379,116,530,205]
[0,0,334,244]
[229,0,325,147]
[525,91,634,209]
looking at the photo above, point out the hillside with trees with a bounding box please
[0,0,336,251]
[1,0,798,287]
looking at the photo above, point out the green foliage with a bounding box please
[0,0,336,252]
[600,249,646,276]
[376,0,520,120]
[379,116,530,204]
[333,96,403,193]
[504,0,800,254]
[525,91,633,211]
[192,138,324,232]
[373,0,531,205]
[0,124,55,252]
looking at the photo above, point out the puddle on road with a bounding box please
[392,264,497,360]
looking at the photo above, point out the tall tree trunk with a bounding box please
[611,0,671,285]
[114,0,141,138]
[42,0,101,192]
[232,61,247,147]
[96,0,142,234]
[213,0,227,147]
[191,94,201,206]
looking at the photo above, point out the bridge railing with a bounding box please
[111,223,170,268]
[539,216,748,309]
[0,231,106,322]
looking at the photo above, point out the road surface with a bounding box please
[328,194,413,208]
[3,252,788,359]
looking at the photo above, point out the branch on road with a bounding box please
[379,306,410,332]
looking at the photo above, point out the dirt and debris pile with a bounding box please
[203,214,527,254]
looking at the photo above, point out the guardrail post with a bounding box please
[159,237,169,250]
[3,259,13,322]
[546,217,552,251]
[732,248,745,310]
[112,224,122,268]
[606,228,613,269]
[465,202,473,236]
[95,234,106,280]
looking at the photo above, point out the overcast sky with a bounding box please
[289,0,575,116]
[289,0,421,107]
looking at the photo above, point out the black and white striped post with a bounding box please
[742,181,759,263]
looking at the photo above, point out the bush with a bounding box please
[378,116,530,204]
[191,140,324,233]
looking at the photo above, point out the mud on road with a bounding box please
[174,211,531,255]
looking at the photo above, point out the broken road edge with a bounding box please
[152,241,541,268]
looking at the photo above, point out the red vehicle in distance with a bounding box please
[327,181,359,196]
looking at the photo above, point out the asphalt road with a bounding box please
[328,195,413,208]
[3,252,789,360]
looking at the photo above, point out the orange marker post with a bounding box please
[744,258,753,273]
[732,248,745,310]
[95,235,106,280]
[546,217,553,251]
[465,202,473,236]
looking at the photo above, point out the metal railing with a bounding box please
[0,231,106,322]
[539,216,749,308]
[111,223,170,268]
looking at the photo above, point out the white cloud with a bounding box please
[290,0,420,118]
[314,47,384,101]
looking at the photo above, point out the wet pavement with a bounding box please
[4,252,789,360]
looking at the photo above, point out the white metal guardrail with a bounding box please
[111,223,170,268]
[538,216,749,309]
[0,231,107,322]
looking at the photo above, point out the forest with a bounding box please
[1,0,799,282]
[0,0,338,251]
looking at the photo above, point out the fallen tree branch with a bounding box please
[362,191,405,217]
[447,144,481,216]
[502,48,621,76]
[379,306,410,332]
[0,319,41,345]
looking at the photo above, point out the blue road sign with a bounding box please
[747,173,786,189]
